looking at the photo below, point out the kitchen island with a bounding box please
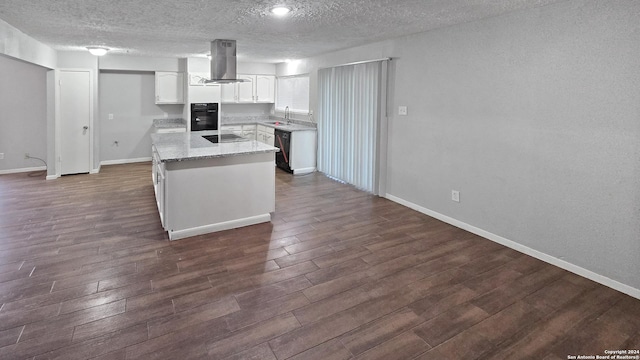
[151,131,279,240]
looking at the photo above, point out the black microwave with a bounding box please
[190,103,218,131]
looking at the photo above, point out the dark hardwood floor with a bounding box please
[0,163,638,359]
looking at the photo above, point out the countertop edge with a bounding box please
[160,148,279,163]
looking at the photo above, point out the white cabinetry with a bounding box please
[152,146,166,227]
[221,125,242,136]
[220,83,236,103]
[257,125,275,146]
[153,126,186,134]
[237,74,255,102]
[155,72,184,104]
[221,124,258,140]
[289,130,317,175]
[220,74,275,103]
[241,124,257,141]
[255,75,275,103]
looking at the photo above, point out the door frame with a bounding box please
[54,68,95,178]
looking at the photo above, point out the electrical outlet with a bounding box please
[108,113,114,120]
[0,153,4,160]
[451,190,460,203]
[398,106,408,116]
[24,153,30,159]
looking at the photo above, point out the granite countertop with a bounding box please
[221,118,317,132]
[151,130,278,163]
[259,121,317,132]
[153,118,187,129]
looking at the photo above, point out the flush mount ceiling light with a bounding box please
[270,6,291,16]
[87,47,109,56]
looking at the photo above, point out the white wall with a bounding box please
[0,19,55,69]
[99,72,183,162]
[238,62,276,75]
[99,54,183,72]
[0,54,48,172]
[278,0,640,295]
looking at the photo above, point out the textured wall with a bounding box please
[0,54,48,172]
[278,0,640,292]
[388,0,640,290]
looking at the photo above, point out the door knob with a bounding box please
[83,126,89,130]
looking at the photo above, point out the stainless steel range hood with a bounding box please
[204,39,249,84]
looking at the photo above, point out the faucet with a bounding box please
[284,106,290,124]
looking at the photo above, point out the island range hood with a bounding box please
[204,39,249,84]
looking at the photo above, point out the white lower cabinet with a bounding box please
[152,147,166,227]
[221,125,242,136]
[154,127,186,134]
[241,124,257,141]
[257,125,275,146]
[289,130,317,175]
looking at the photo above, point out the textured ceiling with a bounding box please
[0,0,566,62]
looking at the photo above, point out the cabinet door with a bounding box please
[222,126,243,136]
[242,129,256,140]
[255,75,275,103]
[220,83,237,103]
[189,73,207,86]
[237,74,255,102]
[264,132,275,146]
[242,124,257,140]
[155,72,184,104]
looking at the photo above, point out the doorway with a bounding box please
[317,60,389,195]
[58,69,92,175]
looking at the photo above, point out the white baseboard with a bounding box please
[168,214,271,241]
[293,167,316,175]
[0,166,46,175]
[385,193,640,300]
[100,157,152,167]
[46,174,58,180]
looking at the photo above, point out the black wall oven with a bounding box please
[190,103,218,131]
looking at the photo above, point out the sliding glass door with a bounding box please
[317,60,387,194]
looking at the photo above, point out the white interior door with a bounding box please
[60,70,91,175]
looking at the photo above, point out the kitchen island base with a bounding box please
[159,152,275,240]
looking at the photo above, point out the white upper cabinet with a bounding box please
[255,75,275,103]
[221,74,275,104]
[155,72,184,104]
[237,74,255,102]
[220,82,236,103]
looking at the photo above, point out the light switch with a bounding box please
[398,106,408,116]
[108,114,114,120]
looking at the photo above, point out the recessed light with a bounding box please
[87,47,109,56]
[270,6,291,16]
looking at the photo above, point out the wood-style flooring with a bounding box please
[0,163,638,360]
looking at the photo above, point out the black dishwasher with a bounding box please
[274,129,292,173]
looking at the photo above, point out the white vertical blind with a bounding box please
[317,61,383,194]
[275,75,309,112]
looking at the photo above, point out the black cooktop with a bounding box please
[203,133,247,144]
